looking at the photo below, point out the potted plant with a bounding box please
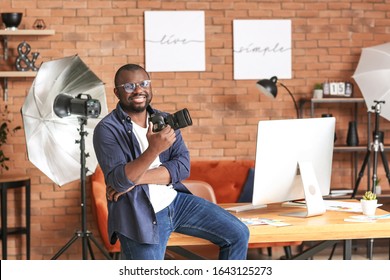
[0,105,21,172]
[313,83,323,99]
[360,191,378,216]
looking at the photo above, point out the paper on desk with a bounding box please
[344,217,377,223]
[323,200,363,213]
[344,213,390,223]
[284,200,364,212]
[239,218,291,227]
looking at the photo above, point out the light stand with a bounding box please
[51,117,111,260]
[351,100,390,198]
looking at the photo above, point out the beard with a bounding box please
[120,92,152,113]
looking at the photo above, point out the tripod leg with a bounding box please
[86,237,96,260]
[352,149,371,198]
[371,145,380,194]
[51,233,80,260]
[379,148,390,185]
[87,233,113,260]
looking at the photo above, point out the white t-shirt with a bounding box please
[132,120,177,213]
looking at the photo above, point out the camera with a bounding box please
[149,108,193,132]
[54,93,101,118]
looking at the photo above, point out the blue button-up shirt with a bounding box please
[93,103,191,244]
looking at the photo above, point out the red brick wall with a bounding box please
[1,0,390,259]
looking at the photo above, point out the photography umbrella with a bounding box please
[21,55,111,260]
[21,55,108,186]
[351,43,390,198]
[352,42,390,121]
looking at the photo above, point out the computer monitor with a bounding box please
[227,117,335,216]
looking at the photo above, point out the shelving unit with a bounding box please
[0,29,55,101]
[308,97,390,194]
[309,98,369,192]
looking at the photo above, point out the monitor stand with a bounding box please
[282,161,326,218]
[225,203,267,213]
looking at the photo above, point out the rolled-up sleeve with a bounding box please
[93,112,137,193]
[160,129,190,184]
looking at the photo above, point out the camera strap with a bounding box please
[146,105,156,117]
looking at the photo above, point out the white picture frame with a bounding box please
[144,11,206,72]
[233,19,292,80]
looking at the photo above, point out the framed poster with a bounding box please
[144,11,205,72]
[233,20,292,80]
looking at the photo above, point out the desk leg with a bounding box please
[292,240,338,260]
[167,246,206,260]
[343,240,352,260]
[1,185,7,259]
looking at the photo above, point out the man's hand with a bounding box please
[106,185,135,202]
[146,123,176,155]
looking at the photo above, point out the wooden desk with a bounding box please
[168,202,390,259]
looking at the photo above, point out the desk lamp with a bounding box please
[256,76,300,118]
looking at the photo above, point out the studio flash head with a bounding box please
[54,93,101,118]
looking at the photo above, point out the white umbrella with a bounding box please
[352,42,390,121]
[21,55,108,186]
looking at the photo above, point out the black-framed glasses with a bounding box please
[116,80,151,93]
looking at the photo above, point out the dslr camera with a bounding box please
[149,108,193,132]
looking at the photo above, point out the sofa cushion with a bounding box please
[237,167,255,203]
[187,160,255,203]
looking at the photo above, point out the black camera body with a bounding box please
[149,108,192,132]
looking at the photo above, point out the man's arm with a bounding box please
[107,124,176,201]
[107,166,171,201]
[124,123,176,185]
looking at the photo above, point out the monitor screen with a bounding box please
[251,117,335,216]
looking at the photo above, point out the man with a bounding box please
[93,64,249,260]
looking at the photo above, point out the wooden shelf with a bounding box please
[0,71,37,78]
[0,29,55,36]
[0,29,55,101]
[0,72,37,101]
[334,146,368,152]
[311,97,365,104]
[334,145,390,152]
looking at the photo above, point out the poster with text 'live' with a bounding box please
[145,11,205,72]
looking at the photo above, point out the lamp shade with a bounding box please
[256,76,278,98]
[256,76,300,118]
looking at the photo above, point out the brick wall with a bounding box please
[1,0,390,259]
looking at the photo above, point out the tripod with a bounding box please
[351,100,390,198]
[51,117,111,260]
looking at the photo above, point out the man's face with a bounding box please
[114,69,153,113]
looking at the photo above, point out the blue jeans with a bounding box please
[118,192,249,260]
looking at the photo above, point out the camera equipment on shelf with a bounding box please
[54,93,101,118]
[149,108,193,132]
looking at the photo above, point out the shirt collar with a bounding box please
[114,103,156,123]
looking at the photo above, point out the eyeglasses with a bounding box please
[116,80,151,93]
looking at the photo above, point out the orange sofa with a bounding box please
[90,166,121,258]
[186,160,255,203]
[90,160,301,259]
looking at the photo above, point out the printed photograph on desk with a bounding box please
[345,213,390,223]
[323,200,362,212]
[239,217,291,227]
